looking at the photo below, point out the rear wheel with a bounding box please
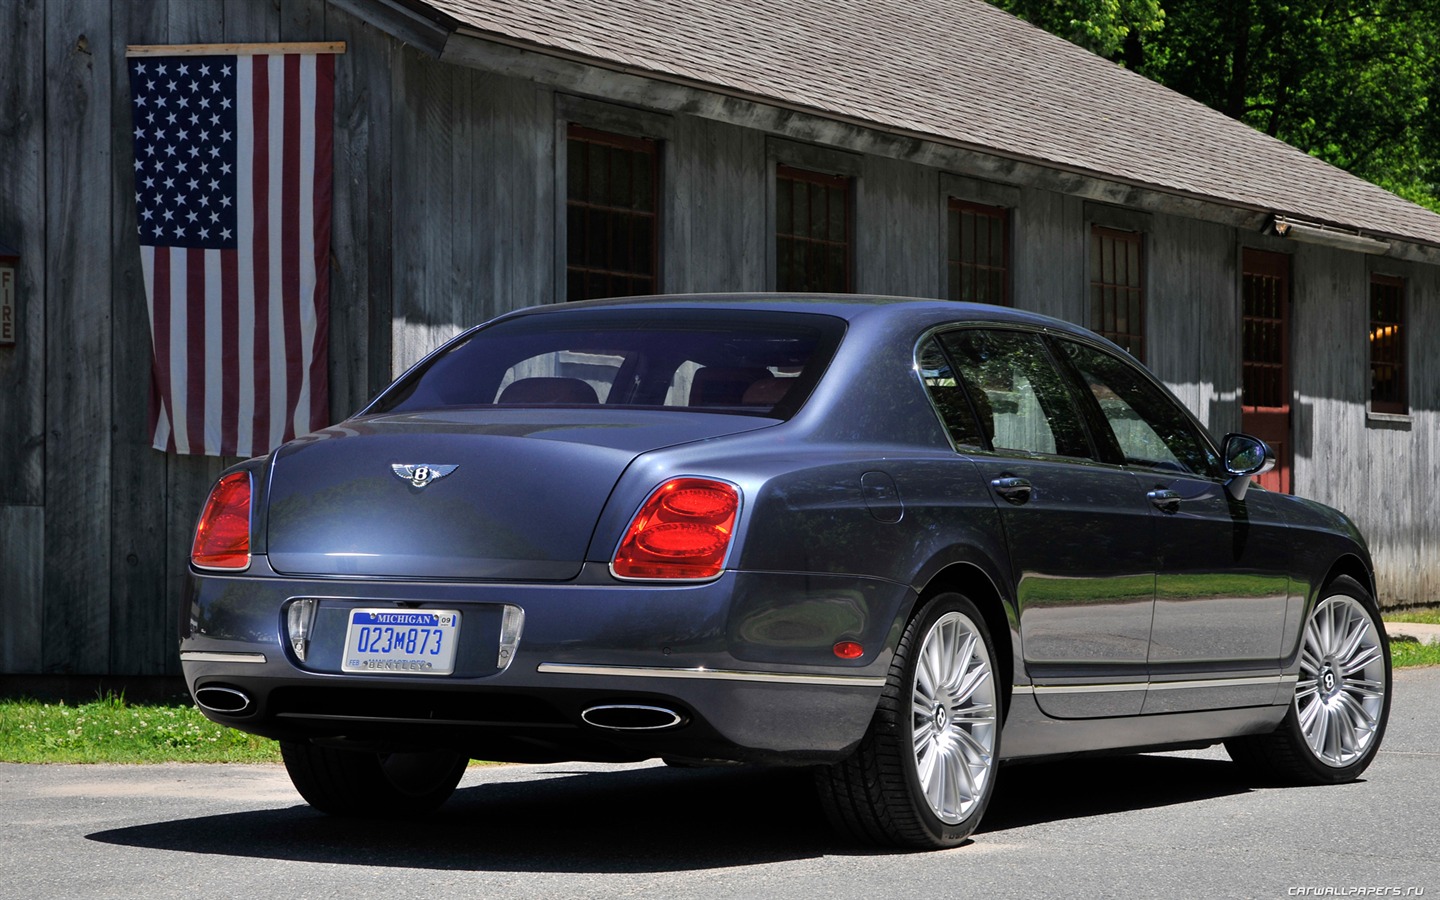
[1225,575,1391,784]
[280,741,468,816]
[815,593,1001,848]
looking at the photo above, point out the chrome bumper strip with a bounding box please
[537,662,886,687]
[180,651,268,664]
[1012,673,1297,696]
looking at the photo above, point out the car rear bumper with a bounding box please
[180,559,909,764]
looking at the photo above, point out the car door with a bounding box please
[1053,338,1293,715]
[934,328,1156,718]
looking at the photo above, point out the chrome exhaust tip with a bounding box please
[581,704,686,731]
[194,685,253,715]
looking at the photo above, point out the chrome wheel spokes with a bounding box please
[1295,594,1387,768]
[910,611,997,825]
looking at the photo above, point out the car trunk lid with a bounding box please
[264,410,772,580]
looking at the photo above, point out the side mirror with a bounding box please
[1222,433,1276,501]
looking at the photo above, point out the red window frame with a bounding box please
[1370,273,1407,415]
[1089,226,1145,361]
[947,199,1009,305]
[776,164,852,293]
[565,124,660,302]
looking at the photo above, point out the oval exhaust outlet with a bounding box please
[581,704,685,731]
[194,686,253,715]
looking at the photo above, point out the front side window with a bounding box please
[371,309,845,420]
[1090,226,1145,360]
[1059,339,1221,477]
[947,200,1009,305]
[776,165,851,292]
[1369,274,1406,414]
[566,125,659,301]
[938,330,1092,459]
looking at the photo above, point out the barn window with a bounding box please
[1089,226,1145,361]
[565,125,659,302]
[947,200,1009,305]
[1369,274,1407,415]
[776,165,852,292]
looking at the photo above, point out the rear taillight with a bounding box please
[612,478,740,580]
[191,471,252,570]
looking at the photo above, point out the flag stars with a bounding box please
[130,54,239,250]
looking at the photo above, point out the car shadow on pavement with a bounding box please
[87,753,1254,870]
[982,752,1253,833]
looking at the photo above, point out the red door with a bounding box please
[1241,249,1291,493]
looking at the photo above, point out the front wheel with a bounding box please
[280,741,469,816]
[1225,575,1391,784]
[815,592,1001,849]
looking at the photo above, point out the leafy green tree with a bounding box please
[991,0,1440,214]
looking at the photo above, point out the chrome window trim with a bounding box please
[538,662,885,687]
[1012,674,1297,696]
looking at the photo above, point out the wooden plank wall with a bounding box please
[0,0,401,676]
[0,0,47,672]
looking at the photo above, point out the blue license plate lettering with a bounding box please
[341,609,461,675]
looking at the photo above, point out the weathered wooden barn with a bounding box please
[3,0,1439,685]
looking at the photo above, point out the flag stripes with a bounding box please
[129,50,333,457]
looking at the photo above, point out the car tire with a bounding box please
[815,592,1001,849]
[1224,575,1391,784]
[280,741,469,816]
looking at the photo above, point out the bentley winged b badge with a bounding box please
[391,464,458,488]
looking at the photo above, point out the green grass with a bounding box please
[1385,607,1440,626]
[1391,638,1440,668]
[0,693,281,764]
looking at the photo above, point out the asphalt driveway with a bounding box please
[3,667,1437,900]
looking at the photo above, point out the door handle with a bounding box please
[991,476,1033,505]
[1147,488,1181,514]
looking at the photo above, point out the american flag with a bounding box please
[128,49,335,457]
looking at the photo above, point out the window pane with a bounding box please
[776,166,851,292]
[1369,275,1406,413]
[1089,227,1145,360]
[916,337,985,448]
[939,330,1092,459]
[1060,339,1220,476]
[566,127,660,301]
[947,200,1009,305]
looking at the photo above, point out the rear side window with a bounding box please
[937,329,1093,459]
[371,309,845,419]
[917,337,985,449]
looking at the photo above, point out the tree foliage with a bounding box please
[990,0,1440,214]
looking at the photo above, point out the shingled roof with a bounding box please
[417,0,1440,248]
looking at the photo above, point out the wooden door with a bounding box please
[1241,249,1291,493]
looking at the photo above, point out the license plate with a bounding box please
[342,609,461,675]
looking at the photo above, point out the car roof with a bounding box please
[494,292,1098,340]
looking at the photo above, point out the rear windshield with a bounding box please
[369,308,846,418]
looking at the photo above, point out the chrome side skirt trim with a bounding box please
[180,651,268,664]
[1012,673,1297,695]
[537,662,886,687]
